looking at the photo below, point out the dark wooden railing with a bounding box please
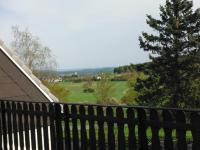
[1,100,200,150]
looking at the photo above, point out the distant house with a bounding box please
[0,40,58,102]
[96,76,102,80]
[54,77,63,83]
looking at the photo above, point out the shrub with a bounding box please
[43,81,69,101]
[94,74,116,104]
[83,88,95,93]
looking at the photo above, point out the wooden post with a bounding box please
[176,110,187,150]
[88,106,96,150]
[35,103,42,150]
[49,103,57,150]
[12,102,18,150]
[18,103,24,150]
[23,102,30,150]
[97,106,106,150]
[42,103,49,150]
[116,107,125,150]
[71,105,79,150]
[1,101,7,150]
[106,107,115,150]
[150,109,161,150]
[64,104,71,150]
[80,105,88,150]
[7,102,13,149]
[163,110,174,150]
[127,108,137,150]
[55,103,64,150]
[137,108,148,150]
[191,112,200,150]
[29,103,36,150]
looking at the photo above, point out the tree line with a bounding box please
[114,62,150,74]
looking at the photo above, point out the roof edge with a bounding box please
[0,40,59,102]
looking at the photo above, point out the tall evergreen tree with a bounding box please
[135,0,200,107]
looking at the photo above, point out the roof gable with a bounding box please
[0,40,58,102]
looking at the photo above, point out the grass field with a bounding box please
[57,81,128,103]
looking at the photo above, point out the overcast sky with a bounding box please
[0,0,200,69]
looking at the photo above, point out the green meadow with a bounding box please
[57,81,128,103]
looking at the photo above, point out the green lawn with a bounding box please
[57,81,128,103]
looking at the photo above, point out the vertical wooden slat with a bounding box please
[18,103,24,150]
[176,110,187,150]
[150,109,161,150]
[71,105,79,150]
[0,101,197,150]
[55,103,64,150]
[23,102,30,150]
[79,105,87,150]
[7,102,13,150]
[0,102,2,149]
[163,110,174,150]
[191,112,200,150]
[1,101,7,150]
[64,104,71,150]
[12,102,18,150]
[97,106,106,150]
[42,103,49,150]
[127,108,137,150]
[29,103,36,150]
[116,107,125,150]
[106,107,115,150]
[137,108,148,150]
[88,106,96,150]
[35,103,42,150]
[49,103,57,150]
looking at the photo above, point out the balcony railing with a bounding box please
[0,100,200,150]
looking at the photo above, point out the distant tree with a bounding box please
[114,62,151,74]
[11,26,69,101]
[11,26,57,79]
[135,0,200,107]
[121,72,145,104]
[94,74,118,104]
[43,82,69,102]
[83,75,94,93]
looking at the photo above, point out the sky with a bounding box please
[0,0,200,69]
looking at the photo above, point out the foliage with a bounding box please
[94,74,118,104]
[121,72,145,104]
[135,0,200,107]
[44,82,69,102]
[34,70,58,83]
[111,73,133,81]
[121,89,138,105]
[63,75,80,82]
[184,77,200,106]
[11,26,57,80]
[114,62,151,74]
[73,78,82,83]
[83,76,95,93]
[53,81,127,103]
